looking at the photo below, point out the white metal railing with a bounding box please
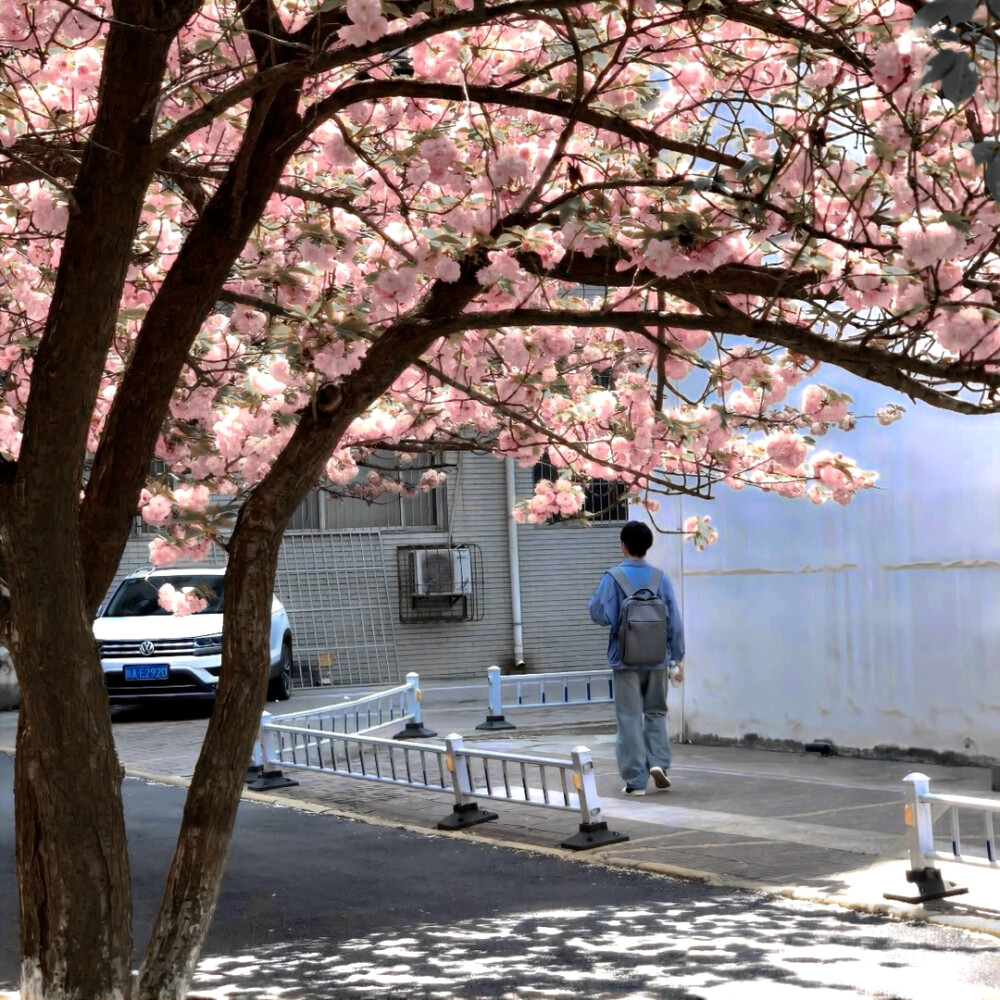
[264,670,434,739]
[262,724,450,791]
[477,664,614,731]
[904,772,1000,870]
[885,771,1000,903]
[251,716,627,850]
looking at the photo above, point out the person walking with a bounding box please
[588,520,685,796]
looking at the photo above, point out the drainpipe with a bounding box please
[505,458,526,668]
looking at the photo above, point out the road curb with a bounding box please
[121,763,1000,940]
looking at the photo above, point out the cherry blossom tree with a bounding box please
[4,0,1000,997]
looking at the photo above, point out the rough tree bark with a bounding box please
[4,6,196,997]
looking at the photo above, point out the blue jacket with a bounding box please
[588,557,685,668]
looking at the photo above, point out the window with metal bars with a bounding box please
[288,451,449,532]
[532,455,629,524]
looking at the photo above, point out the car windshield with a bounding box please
[103,575,225,617]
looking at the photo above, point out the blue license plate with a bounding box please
[124,664,169,681]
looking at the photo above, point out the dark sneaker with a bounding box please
[622,785,646,796]
[649,766,671,791]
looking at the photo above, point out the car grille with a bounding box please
[98,638,203,657]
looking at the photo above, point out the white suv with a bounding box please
[93,567,293,704]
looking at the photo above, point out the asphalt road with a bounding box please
[3,752,1000,999]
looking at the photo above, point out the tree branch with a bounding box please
[422,307,1000,415]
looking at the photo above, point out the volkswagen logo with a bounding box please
[139,640,156,656]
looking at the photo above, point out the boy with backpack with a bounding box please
[588,520,685,796]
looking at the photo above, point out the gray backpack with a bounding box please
[609,567,668,666]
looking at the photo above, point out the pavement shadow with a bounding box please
[189,896,1000,1000]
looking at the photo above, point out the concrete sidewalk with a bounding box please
[3,679,1000,939]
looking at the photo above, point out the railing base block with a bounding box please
[437,801,499,830]
[475,715,517,731]
[883,867,969,904]
[245,765,264,784]
[561,822,630,852]
[246,769,300,791]
[393,722,438,740]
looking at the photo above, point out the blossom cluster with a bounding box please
[6,0,989,568]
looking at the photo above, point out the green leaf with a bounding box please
[940,54,978,102]
[494,233,523,248]
[920,49,961,87]
[940,210,971,233]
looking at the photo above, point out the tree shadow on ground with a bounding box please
[189,895,1000,1000]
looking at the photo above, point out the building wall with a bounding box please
[107,453,624,686]
[385,453,519,681]
[645,380,1000,759]
[103,455,645,689]
[89,377,1000,758]
[513,461,627,673]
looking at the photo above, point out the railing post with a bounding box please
[476,664,517,730]
[560,746,629,851]
[883,772,967,903]
[437,733,498,830]
[905,772,935,872]
[246,717,299,791]
[393,671,437,739]
[245,710,268,783]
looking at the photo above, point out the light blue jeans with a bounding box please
[614,668,672,790]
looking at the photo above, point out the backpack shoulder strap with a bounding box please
[608,567,636,597]
[611,566,663,596]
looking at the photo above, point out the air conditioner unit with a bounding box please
[411,548,473,597]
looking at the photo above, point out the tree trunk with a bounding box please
[136,274,490,994]
[136,388,351,999]
[4,9,200,996]
[135,525,280,998]
[6,513,131,1000]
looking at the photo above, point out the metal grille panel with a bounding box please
[276,530,400,689]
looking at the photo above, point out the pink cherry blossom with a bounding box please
[339,0,388,46]
[897,218,966,270]
[157,583,208,617]
[764,431,807,471]
[148,538,183,567]
[876,403,905,426]
[174,485,211,512]
[141,495,173,526]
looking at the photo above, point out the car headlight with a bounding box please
[193,634,223,656]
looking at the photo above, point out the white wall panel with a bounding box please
[646,377,1000,758]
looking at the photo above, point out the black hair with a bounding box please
[620,520,653,557]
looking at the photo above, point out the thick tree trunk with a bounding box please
[135,531,280,998]
[6,514,131,1000]
[134,545,277,997]
[80,81,305,613]
[136,388,351,999]
[4,7,200,997]
[136,266,490,995]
